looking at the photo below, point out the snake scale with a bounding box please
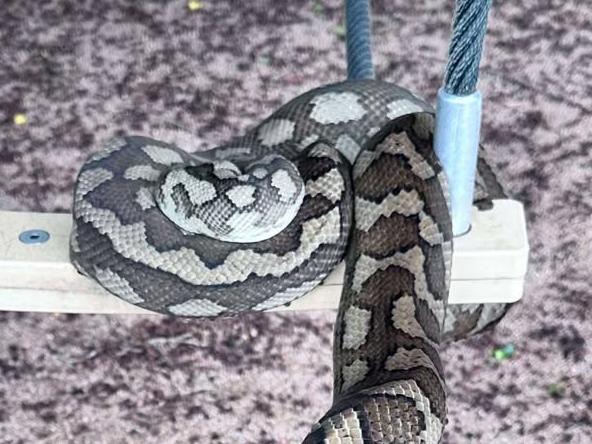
[71,80,511,442]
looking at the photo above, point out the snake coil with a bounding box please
[71,80,511,442]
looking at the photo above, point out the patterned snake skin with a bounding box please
[303,112,450,443]
[70,80,512,442]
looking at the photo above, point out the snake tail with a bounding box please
[303,114,452,443]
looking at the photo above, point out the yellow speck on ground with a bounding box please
[13,113,27,125]
[187,0,203,11]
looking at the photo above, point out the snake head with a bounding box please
[155,154,305,243]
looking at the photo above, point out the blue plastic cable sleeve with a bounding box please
[434,88,482,236]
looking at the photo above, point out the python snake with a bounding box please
[71,80,511,442]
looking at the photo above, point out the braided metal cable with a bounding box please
[444,0,492,96]
[345,0,375,80]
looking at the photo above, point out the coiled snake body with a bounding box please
[71,80,510,442]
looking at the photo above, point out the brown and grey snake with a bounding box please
[71,80,512,442]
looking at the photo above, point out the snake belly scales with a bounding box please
[71,80,511,443]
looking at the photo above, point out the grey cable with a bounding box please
[345,0,375,80]
[444,0,492,96]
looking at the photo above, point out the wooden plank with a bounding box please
[0,199,528,315]
[0,279,525,315]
